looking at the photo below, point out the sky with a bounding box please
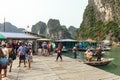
[0,0,88,31]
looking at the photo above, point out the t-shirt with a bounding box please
[73,47,77,52]
[2,48,9,58]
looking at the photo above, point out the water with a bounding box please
[97,48,120,76]
[63,48,120,76]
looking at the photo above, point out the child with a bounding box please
[27,48,32,69]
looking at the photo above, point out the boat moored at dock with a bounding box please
[84,58,114,66]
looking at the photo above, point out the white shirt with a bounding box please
[2,47,9,58]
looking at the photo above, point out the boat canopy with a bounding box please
[55,39,78,42]
[37,38,52,41]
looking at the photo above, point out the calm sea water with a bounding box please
[63,48,120,76]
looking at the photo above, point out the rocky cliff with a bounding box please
[0,22,24,33]
[78,0,120,42]
[32,21,47,36]
[31,19,77,40]
[68,26,78,39]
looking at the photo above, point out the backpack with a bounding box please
[9,49,16,60]
[44,44,48,49]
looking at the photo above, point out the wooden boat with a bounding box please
[102,46,111,51]
[84,58,114,66]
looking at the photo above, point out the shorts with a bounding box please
[0,64,3,69]
[8,58,13,63]
[87,56,92,59]
[27,55,31,61]
[19,55,26,60]
[0,63,7,69]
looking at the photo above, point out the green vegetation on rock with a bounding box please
[78,0,120,42]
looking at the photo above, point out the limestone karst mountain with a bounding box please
[31,19,77,39]
[0,22,24,33]
[78,0,120,42]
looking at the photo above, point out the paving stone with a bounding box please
[2,55,120,80]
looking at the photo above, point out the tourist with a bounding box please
[27,47,32,69]
[96,47,102,61]
[48,42,53,55]
[0,48,5,80]
[85,49,93,61]
[6,43,13,72]
[17,42,28,67]
[1,43,9,77]
[56,42,63,61]
[43,42,48,56]
[7,43,16,72]
[72,46,77,59]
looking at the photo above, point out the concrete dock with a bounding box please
[2,54,120,80]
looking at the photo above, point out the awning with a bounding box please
[0,32,39,40]
[0,33,5,40]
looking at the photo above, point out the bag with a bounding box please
[9,50,16,60]
[44,44,48,49]
[0,57,9,67]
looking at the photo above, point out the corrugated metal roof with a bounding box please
[0,32,39,40]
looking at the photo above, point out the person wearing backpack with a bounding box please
[7,43,16,72]
[43,42,48,56]
[48,42,53,56]
[56,42,63,61]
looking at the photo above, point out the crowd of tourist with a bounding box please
[0,40,65,79]
[0,41,33,80]
[38,41,63,61]
[0,39,105,80]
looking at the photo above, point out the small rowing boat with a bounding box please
[84,58,114,66]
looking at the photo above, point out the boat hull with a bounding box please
[84,58,114,66]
